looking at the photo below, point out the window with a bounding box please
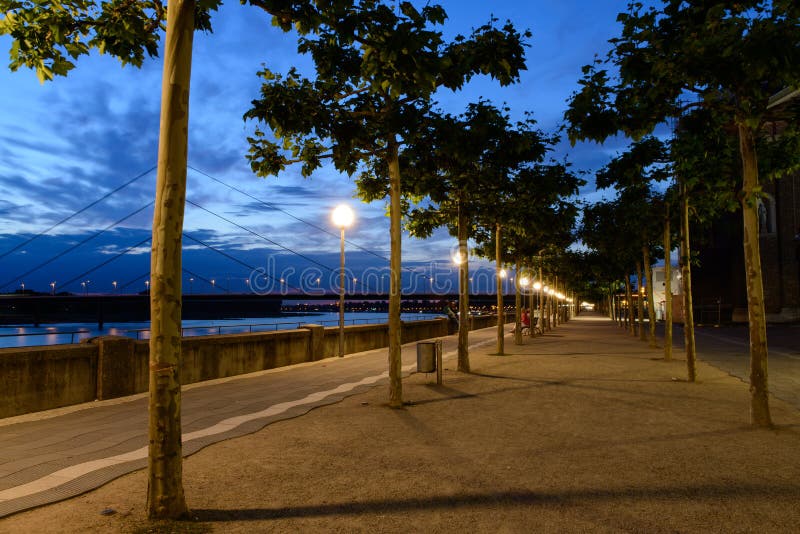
[757,194,776,236]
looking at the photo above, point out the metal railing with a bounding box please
[0,329,92,345]
[124,314,443,340]
[0,315,444,345]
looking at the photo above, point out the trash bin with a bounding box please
[417,340,441,373]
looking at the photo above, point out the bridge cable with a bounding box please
[61,236,153,292]
[185,198,380,294]
[183,231,303,292]
[0,201,155,290]
[187,165,430,287]
[0,166,156,261]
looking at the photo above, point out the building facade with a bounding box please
[692,170,800,323]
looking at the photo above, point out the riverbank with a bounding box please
[2,313,798,532]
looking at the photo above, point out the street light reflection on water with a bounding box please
[0,311,444,348]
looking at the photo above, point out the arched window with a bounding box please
[757,194,776,235]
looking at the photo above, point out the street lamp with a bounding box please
[112,280,117,293]
[189,277,194,294]
[145,280,150,294]
[332,204,355,357]
[50,281,56,295]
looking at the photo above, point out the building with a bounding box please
[650,264,682,322]
[691,89,800,323]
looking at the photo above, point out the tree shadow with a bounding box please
[191,483,800,522]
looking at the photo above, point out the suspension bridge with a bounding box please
[0,165,515,327]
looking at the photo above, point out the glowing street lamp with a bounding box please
[50,281,56,295]
[145,280,150,294]
[332,204,355,357]
[112,280,117,293]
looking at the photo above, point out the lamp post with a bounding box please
[332,204,354,357]
[145,280,150,295]
[50,281,56,295]
[112,280,117,293]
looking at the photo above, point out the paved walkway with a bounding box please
[1,313,799,533]
[0,324,497,518]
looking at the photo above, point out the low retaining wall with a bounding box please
[0,315,508,418]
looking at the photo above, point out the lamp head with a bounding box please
[332,204,355,228]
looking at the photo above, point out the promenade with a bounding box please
[1,312,799,533]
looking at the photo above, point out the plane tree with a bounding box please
[595,138,669,349]
[244,1,529,407]
[403,102,555,357]
[568,249,620,317]
[0,0,226,518]
[565,0,800,427]
[580,197,642,333]
[401,101,549,368]
[470,161,581,346]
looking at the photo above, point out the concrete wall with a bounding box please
[0,344,98,418]
[0,315,506,419]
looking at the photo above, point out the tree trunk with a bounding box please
[608,292,619,324]
[147,0,194,519]
[644,247,657,348]
[738,123,772,427]
[495,223,504,355]
[663,203,673,362]
[538,259,544,334]
[545,277,552,331]
[556,277,562,326]
[514,259,522,345]
[528,263,536,337]
[625,275,634,336]
[620,288,627,329]
[387,139,403,408]
[680,179,697,382]
[457,205,470,372]
[636,261,646,341]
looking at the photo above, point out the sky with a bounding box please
[0,0,639,297]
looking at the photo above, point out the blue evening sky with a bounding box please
[0,1,640,296]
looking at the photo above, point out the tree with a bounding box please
[404,102,558,360]
[244,1,529,407]
[595,138,669,349]
[471,162,581,348]
[0,0,224,517]
[565,0,800,427]
[580,197,642,334]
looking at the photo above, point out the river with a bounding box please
[0,312,444,348]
